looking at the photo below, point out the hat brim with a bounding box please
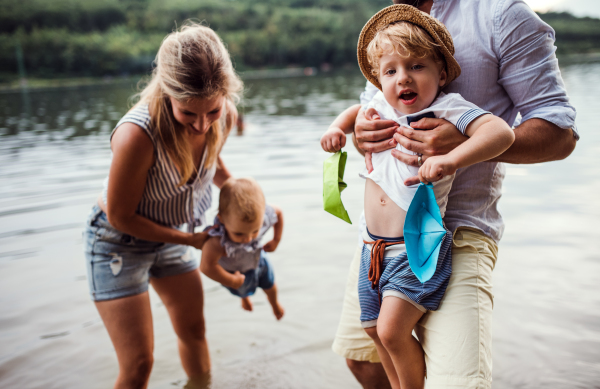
[357,5,461,91]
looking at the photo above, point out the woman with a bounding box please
[83,23,242,388]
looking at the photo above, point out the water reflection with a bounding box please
[0,65,599,389]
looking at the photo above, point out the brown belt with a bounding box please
[363,239,405,300]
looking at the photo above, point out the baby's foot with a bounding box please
[271,302,285,320]
[241,297,253,312]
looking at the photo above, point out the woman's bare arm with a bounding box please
[213,155,232,189]
[105,123,208,248]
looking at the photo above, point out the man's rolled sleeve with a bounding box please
[494,0,578,138]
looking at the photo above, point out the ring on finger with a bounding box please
[417,155,423,167]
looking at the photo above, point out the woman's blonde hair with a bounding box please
[366,22,445,78]
[219,178,265,223]
[137,22,243,185]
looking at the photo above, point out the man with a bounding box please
[331,1,577,388]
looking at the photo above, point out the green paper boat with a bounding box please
[323,151,352,224]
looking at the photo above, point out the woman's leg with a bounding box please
[377,297,425,389]
[95,292,154,389]
[364,326,401,389]
[150,269,210,379]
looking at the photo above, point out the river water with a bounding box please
[0,64,599,389]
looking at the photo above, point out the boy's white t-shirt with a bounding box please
[360,91,489,217]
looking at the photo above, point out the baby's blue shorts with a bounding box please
[358,228,453,328]
[83,205,199,301]
[224,253,275,298]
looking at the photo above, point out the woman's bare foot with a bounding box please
[271,302,285,320]
[241,297,253,311]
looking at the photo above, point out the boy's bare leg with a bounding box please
[364,327,401,389]
[263,283,285,320]
[241,297,253,311]
[378,297,426,389]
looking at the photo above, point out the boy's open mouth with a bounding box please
[399,91,418,105]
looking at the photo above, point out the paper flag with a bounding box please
[404,182,445,283]
[323,151,352,224]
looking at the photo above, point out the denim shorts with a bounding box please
[224,253,275,298]
[83,205,199,301]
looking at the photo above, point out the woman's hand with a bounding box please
[187,230,211,250]
[230,271,246,289]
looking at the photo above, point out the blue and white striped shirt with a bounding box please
[102,105,216,232]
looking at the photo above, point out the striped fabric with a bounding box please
[102,105,216,232]
[358,228,453,324]
[455,108,490,133]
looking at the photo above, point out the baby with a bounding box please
[200,177,285,320]
[321,5,514,388]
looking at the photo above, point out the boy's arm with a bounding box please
[263,206,284,253]
[200,237,245,289]
[320,104,362,152]
[416,114,515,184]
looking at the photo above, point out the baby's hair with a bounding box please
[219,178,266,223]
[136,21,243,186]
[366,22,446,78]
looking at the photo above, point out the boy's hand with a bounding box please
[263,239,280,252]
[231,271,245,289]
[321,127,346,152]
[417,155,458,184]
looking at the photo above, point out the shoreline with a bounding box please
[1,52,599,93]
[0,66,326,94]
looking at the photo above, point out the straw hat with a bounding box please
[357,4,461,90]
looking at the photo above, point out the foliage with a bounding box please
[0,0,598,78]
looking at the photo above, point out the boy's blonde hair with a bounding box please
[366,21,446,78]
[219,178,266,223]
[137,22,243,186]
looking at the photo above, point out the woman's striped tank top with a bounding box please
[102,104,216,232]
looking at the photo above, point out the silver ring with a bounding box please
[417,155,423,167]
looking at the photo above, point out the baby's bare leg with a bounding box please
[263,283,284,320]
[364,327,401,389]
[377,297,425,389]
[241,297,253,311]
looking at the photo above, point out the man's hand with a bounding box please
[354,108,399,153]
[415,155,459,185]
[263,239,280,252]
[321,127,347,152]
[392,118,468,167]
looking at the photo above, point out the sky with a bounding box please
[525,0,600,18]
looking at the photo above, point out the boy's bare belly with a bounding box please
[364,178,406,238]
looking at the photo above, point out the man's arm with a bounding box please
[391,116,575,167]
[492,119,575,164]
[491,0,577,163]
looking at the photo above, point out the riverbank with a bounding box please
[1,52,597,93]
